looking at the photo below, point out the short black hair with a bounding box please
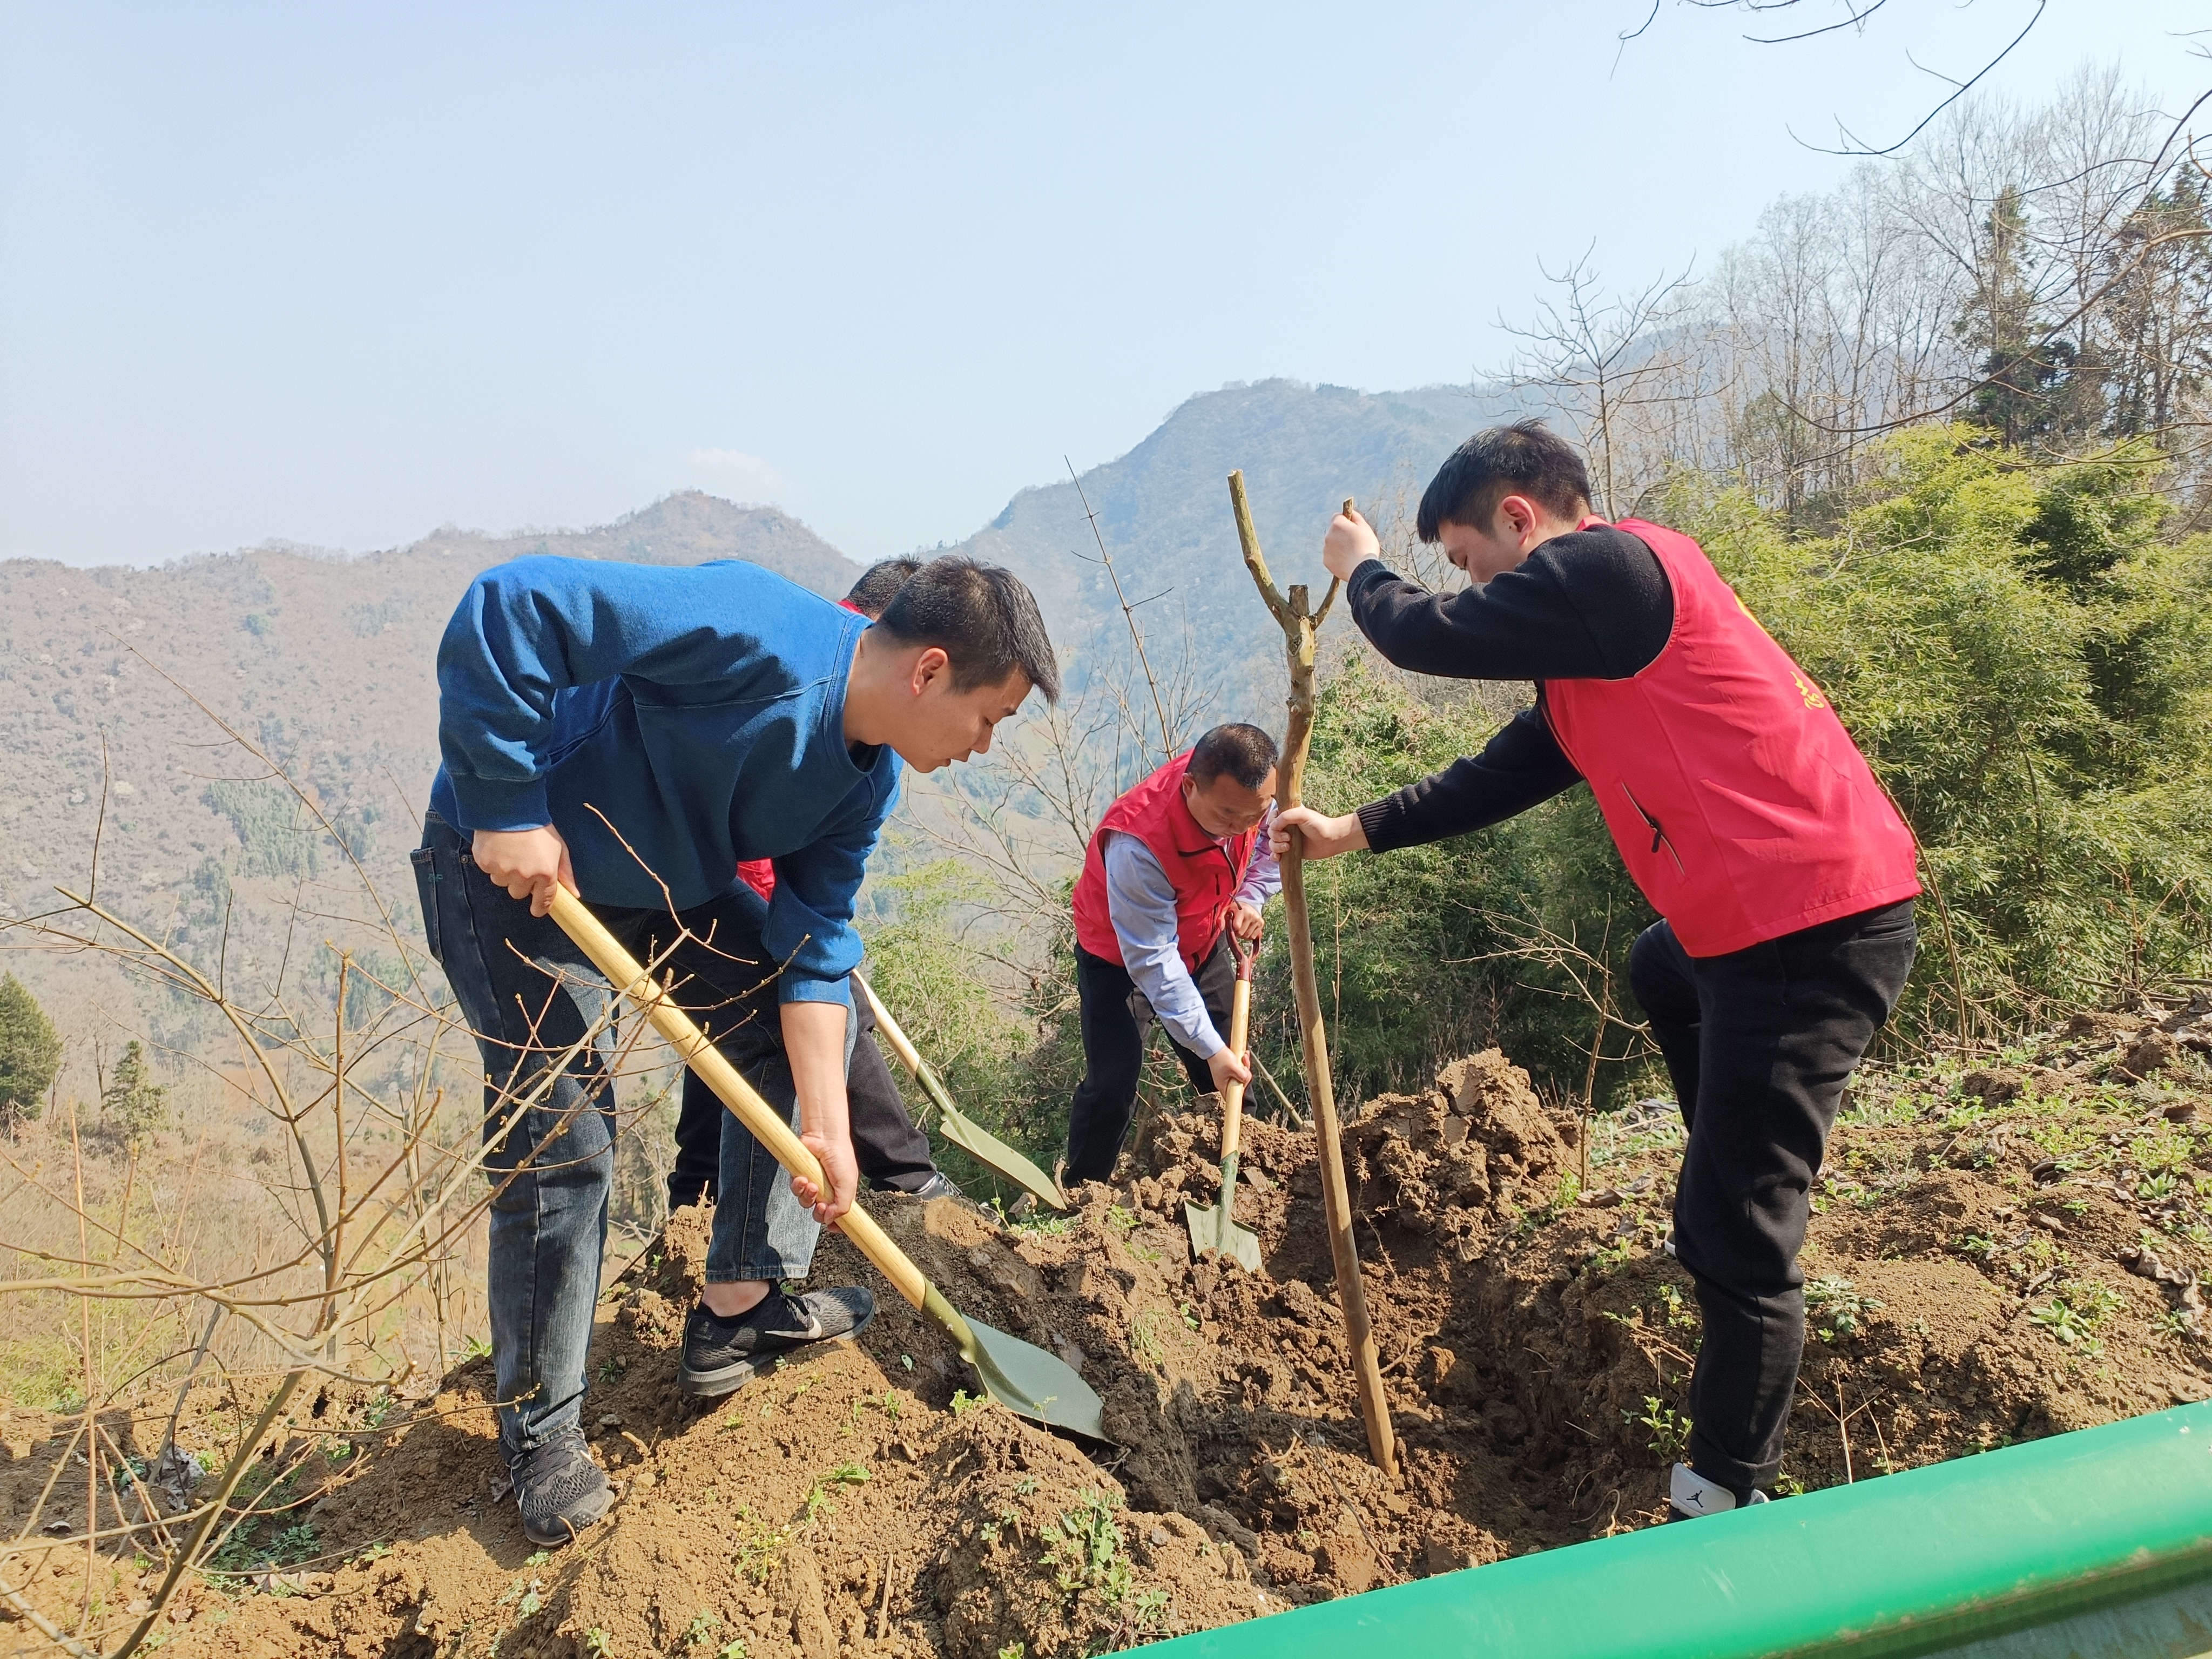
[844,558,921,618]
[1187,723,1278,791]
[1417,420,1593,542]
[873,556,1061,704]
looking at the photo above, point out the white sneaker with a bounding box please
[1668,1462,1770,1520]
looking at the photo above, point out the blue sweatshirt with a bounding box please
[428,556,900,1008]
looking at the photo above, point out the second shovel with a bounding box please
[1185,935,1262,1272]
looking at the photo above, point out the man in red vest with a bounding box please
[1062,724,1282,1186]
[1275,421,1919,1523]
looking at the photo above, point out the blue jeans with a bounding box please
[412,812,837,1453]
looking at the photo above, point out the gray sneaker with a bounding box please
[503,1425,612,1546]
[677,1286,875,1398]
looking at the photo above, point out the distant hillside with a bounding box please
[0,494,860,1057]
[952,377,1531,714]
[0,384,1525,1066]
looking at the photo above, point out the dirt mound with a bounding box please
[8,1023,2212,1656]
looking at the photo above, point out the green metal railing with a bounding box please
[1143,1402,2212,1658]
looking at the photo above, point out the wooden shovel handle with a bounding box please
[852,969,920,1075]
[1219,976,1252,1163]
[545,889,928,1311]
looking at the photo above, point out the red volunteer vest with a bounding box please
[1071,753,1258,972]
[1542,518,1919,957]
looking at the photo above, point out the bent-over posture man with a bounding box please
[1276,422,1918,1522]
[1061,724,1280,1186]
[416,554,1055,1545]
[667,557,962,1211]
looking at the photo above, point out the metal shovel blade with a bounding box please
[1184,1192,1262,1273]
[853,971,1069,1212]
[924,1284,1107,1441]
[934,1102,1069,1213]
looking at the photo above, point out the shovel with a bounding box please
[1184,935,1262,1272]
[852,970,1070,1212]
[547,888,1106,1440]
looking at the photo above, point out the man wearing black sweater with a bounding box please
[1276,421,1920,1523]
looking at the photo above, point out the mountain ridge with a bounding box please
[0,379,1527,1052]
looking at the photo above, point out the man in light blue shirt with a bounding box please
[1064,725,1282,1184]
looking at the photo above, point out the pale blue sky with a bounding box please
[3,1,2205,567]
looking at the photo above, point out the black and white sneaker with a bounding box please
[677,1286,875,1398]
[503,1425,612,1547]
[906,1171,967,1203]
[1666,1462,1770,1522]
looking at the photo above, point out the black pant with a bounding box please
[1628,899,1917,1492]
[1063,936,1236,1185]
[669,982,937,1210]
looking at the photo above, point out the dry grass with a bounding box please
[0,686,685,1657]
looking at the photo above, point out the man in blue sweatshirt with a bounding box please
[413,554,1056,1546]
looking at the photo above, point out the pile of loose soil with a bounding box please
[8,995,2212,1657]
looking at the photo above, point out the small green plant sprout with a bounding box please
[731,1506,791,1583]
[462,1334,493,1361]
[1180,1300,1201,1332]
[802,1462,872,1527]
[683,1612,723,1647]
[585,1630,613,1658]
[900,1354,914,1371]
[996,1644,1027,1659]
[1130,1311,1166,1370]
[719,1642,747,1659]
[1656,1284,1698,1331]
[1774,1469,1807,1498]
[2157,1307,2197,1340]
[1805,1276,1882,1340]
[1626,1397,1691,1464]
[2140,1171,2180,1203]
[949,1389,984,1417]
[2032,1280,2125,1355]
[1015,1476,1039,1495]
[1104,1203,1142,1238]
[525,1549,550,1568]
[1958,1232,1998,1260]
[1131,1587,1171,1630]
[1046,1489,1137,1608]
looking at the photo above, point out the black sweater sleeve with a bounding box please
[1354,705,1582,852]
[1344,526,1673,852]
[1345,525,1674,682]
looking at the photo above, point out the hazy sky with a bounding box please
[3,2,2206,568]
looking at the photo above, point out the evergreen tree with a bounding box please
[101,1040,168,1144]
[1958,187,2094,448]
[0,974,62,1129]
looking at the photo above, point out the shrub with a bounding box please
[0,974,62,1128]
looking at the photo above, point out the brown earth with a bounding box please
[8,994,2212,1657]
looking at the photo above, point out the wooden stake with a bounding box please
[1228,471,1400,1485]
